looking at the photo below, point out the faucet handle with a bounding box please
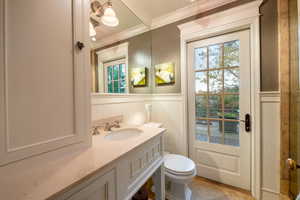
[114,121,120,128]
[92,126,100,135]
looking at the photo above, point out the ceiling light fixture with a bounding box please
[89,0,119,41]
[89,22,96,37]
[101,1,119,27]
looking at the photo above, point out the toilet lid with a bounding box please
[164,154,195,175]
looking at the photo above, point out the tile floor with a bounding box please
[189,177,254,200]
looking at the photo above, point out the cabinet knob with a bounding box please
[76,41,85,50]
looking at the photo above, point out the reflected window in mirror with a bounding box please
[104,59,127,93]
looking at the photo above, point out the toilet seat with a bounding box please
[164,154,196,176]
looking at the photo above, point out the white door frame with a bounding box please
[177,0,263,199]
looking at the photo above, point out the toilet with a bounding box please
[164,154,197,200]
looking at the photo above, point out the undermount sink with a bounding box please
[104,128,142,141]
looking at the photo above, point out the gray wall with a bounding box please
[128,32,152,94]
[260,0,279,91]
[151,23,181,93]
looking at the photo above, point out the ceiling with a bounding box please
[120,0,196,23]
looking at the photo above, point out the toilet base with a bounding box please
[165,177,192,200]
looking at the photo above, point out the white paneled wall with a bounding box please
[92,95,150,125]
[151,95,185,154]
[260,92,281,200]
[91,94,185,154]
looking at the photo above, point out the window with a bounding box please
[104,59,127,93]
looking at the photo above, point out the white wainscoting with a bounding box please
[260,91,281,200]
[91,94,185,154]
[151,95,185,154]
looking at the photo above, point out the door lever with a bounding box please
[240,114,251,132]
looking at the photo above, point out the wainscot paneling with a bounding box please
[91,94,185,154]
[260,91,281,200]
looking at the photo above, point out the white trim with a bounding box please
[178,0,262,198]
[91,93,183,105]
[95,42,129,94]
[103,59,127,93]
[150,0,237,30]
[91,0,239,49]
[260,91,280,103]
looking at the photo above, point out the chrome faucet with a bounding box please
[104,121,120,131]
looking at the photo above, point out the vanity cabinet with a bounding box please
[66,170,116,200]
[53,134,165,200]
[0,0,90,165]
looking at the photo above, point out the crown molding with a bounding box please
[91,0,240,49]
[150,0,237,30]
[177,0,263,37]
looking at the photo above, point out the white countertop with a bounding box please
[0,125,165,200]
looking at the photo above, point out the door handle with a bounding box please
[76,41,85,50]
[240,114,251,132]
[286,158,300,170]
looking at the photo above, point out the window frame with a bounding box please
[103,59,127,93]
[95,42,129,94]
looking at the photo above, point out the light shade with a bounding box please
[101,6,119,27]
[89,22,96,37]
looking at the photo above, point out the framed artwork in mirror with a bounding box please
[131,67,147,87]
[155,62,175,85]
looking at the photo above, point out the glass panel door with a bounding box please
[188,30,251,190]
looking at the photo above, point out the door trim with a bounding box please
[177,0,263,199]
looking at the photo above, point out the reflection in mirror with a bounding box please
[89,0,151,94]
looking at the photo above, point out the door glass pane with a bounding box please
[209,120,223,144]
[113,65,119,80]
[224,69,239,93]
[224,121,239,146]
[208,44,222,68]
[224,95,239,120]
[195,47,207,70]
[195,72,207,93]
[224,40,240,67]
[208,70,222,93]
[196,120,208,142]
[208,95,222,118]
[193,39,241,147]
[196,95,207,118]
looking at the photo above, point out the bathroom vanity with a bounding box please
[0,125,165,200]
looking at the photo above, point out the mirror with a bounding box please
[89,0,152,94]
[90,0,183,95]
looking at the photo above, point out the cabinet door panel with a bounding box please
[0,0,90,165]
[67,170,116,200]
